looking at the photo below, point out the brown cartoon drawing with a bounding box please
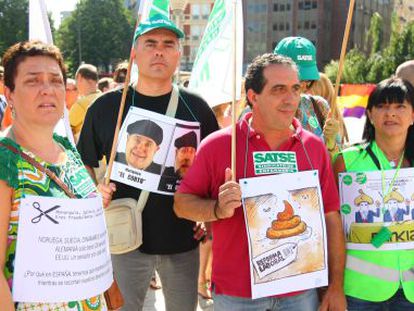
[266,200,307,239]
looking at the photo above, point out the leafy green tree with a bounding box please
[56,0,134,75]
[365,12,383,56]
[0,0,29,56]
[324,13,414,84]
[324,49,368,84]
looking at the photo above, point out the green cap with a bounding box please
[274,37,320,81]
[133,14,184,42]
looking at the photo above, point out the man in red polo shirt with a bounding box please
[175,53,346,310]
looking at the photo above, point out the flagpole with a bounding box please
[231,0,237,181]
[105,16,142,185]
[332,0,355,142]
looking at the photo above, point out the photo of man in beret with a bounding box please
[158,131,198,192]
[116,119,164,174]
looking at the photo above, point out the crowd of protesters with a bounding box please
[0,12,413,311]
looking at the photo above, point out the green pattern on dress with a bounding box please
[0,135,107,311]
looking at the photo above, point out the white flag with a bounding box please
[139,0,170,19]
[29,0,75,145]
[132,1,170,82]
[29,0,53,44]
[189,0,244,108]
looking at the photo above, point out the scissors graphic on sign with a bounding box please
[31,202,60,224]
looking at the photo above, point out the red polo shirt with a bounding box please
[178,113,339,298]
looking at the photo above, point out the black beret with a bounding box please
[174,131,197,149]
[127,119,163,145]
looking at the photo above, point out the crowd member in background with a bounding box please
[274,37,344,157]
[0,66,7,125]
[112,61,128,88]
[98,77,114,93]
[396,60,414,87]
[0,40,114,311]
[333,78,414,310]
[77,14,218,311]
[308,72,336,108]
[65,78,78,109]
[69,64,100,139]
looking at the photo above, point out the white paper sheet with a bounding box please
[12,195,113,302]
[240,170,328,299]
[339,168,414,251]
[111,107,201,195]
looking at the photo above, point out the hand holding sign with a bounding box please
[97,182,117,208]
[323,110,339,149]
[216,168,241,219]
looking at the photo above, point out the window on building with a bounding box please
[311,21,317,29]
[299,1,303,9]
[287,3,291,10]
[201,4,210,19]
[273,4,278,11]
[273,23,278,31]
[286,22,290,31]
[298,22,302,29]
[279,23,285,31]
[312,1,317,9]
[304,0,312,10]
[191,25,202,40]
[304,21,310,29]
[280,4,285,11]
[192,4,200,19]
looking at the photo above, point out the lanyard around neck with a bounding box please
[365,143,404,206]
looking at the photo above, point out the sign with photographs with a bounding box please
[339,168,414,251]
[111,107,201,195]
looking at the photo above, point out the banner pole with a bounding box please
[105,16,141,185]
[231,0,237,181]
[332,0,355,117]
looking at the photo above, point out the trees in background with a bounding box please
[0,0,28,56]
[325,13,414,84]
[56,0,134,75]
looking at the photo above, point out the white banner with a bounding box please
[240,170,328,299]
[13,196,113,302]
[189,0,244,108]
[339,168,414,251]
[29,0,53,44]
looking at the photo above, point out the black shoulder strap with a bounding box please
[365,144,381,170]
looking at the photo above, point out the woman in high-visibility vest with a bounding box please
[334,78,414,310]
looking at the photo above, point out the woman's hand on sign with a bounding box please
[97,183,116,208]
[216,168,241,219]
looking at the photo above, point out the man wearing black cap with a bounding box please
[159,131,197,192]
[77,13,218,311]
[116,119,163,174]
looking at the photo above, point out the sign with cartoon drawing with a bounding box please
[240,170,328,299]
[111,107,200,195]
[339,168,414,251]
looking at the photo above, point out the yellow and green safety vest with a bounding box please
[341,141,414,302]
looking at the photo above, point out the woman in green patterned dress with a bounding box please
[0,41,115,311]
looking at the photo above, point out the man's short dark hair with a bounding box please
[244,53,298,107]
[76,64,98,81]
[2,40,67,91]
[98,77,113,92]
[113,61,128,83]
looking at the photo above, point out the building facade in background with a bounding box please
[244,0,346,71]
[181,0,214,71]
[120,0,413,72]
